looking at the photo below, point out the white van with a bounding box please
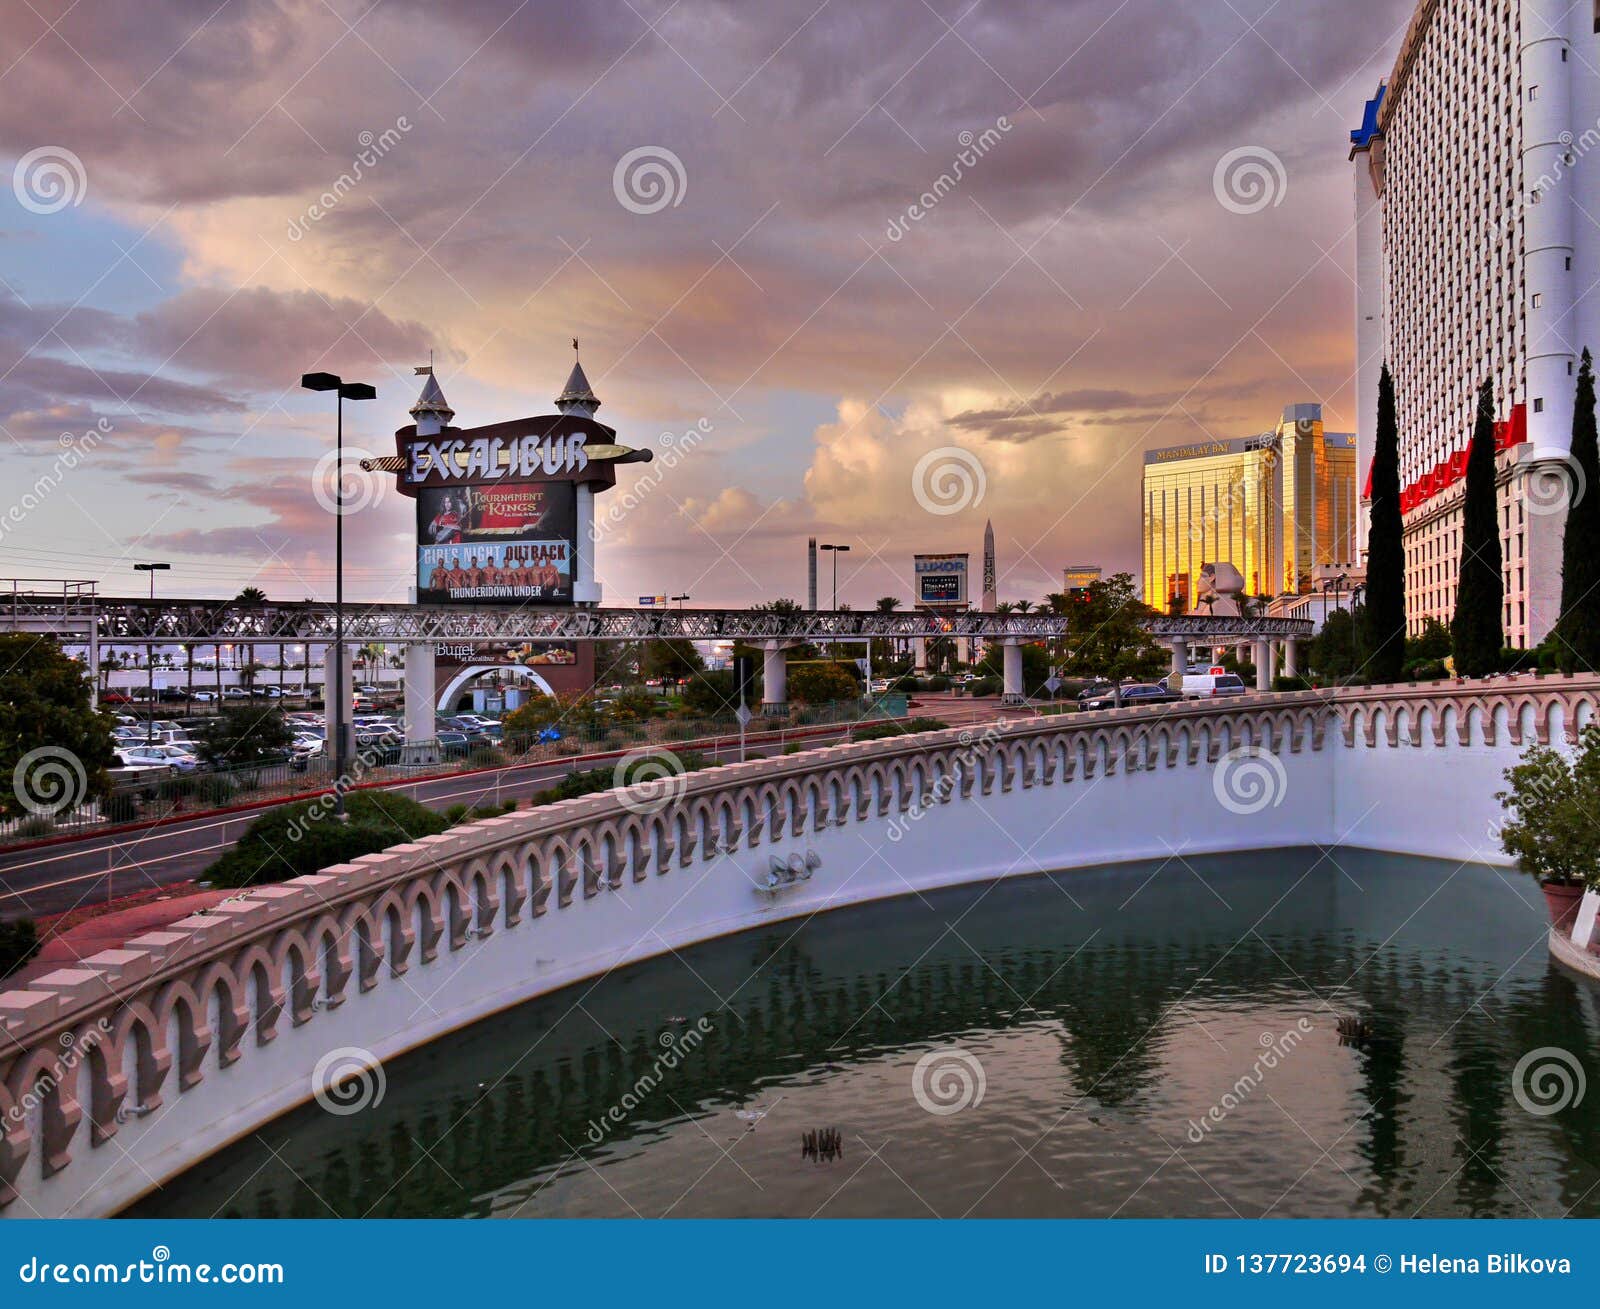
[1162,666,1249,699]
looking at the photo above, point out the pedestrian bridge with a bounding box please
[4,675,1593,1217]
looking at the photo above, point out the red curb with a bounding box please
[0,719,878,855]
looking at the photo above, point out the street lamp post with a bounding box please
[301,372,376,819]
[133,563,170,741]
[671,593,690,612]
[819,543,850,609]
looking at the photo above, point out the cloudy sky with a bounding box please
[0,0,1413,609]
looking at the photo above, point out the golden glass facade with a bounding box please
[1142,405,1357,609]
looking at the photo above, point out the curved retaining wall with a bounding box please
[3,675,1598,1218]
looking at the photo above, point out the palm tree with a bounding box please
[1014,599,1035,614]
[875,596,901,613]
[235,587,266,695]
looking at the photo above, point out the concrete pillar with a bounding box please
[1253,639,1273,692]
[1168,639,1188,682]
[573,484,601,605]
[402,643,439,765]
[323,644,354,776]
[1001,640,1024,705]
[912,636,928,673]
[761,642,788,716]
[1283,639,1301,678]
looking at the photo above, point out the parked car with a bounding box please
[192,690,219,702]
[223,687,250,700]
[107,761,176,786]
[117,745,201,773]
[1163,670,1249,700]
[100,691,134,705]
[437,730,472,757]
[1081,683,1179,711]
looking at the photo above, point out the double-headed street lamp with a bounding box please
[133,563,170,740]
[300,371,376,820]
[819,543,850,609]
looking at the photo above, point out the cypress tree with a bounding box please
[1452,379,1504,675]
[1557,348,1600,670]
[1363,363,1407,683]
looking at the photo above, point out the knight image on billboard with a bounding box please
[416,482,575,603]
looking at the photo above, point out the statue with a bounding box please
[1194,562,1245,617]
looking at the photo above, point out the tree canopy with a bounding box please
[0,635,114,818]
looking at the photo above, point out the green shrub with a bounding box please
[195,775,241,807]
[966,676,1002,698]
[445,800,517,825]
[850,718,951,743]
[1497,724,1600,886]
[0,919,39,979]
[104,790,140,824]
[15,815,54,839]
[1274,675,1314,692]
[205,790,450,889]
[530,751,717,807]
[157,775,199,803]
[467,745,506,770]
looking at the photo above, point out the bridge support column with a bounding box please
[1283,639,1301,679]
[1167,639,1188,684]
[1235,642,1249,663]
[1001,640,1024,705]
[1253,639,1274,692]
[323,644,354,778]
[913,637,928,674]
[402,643,439,766]
[761,642,788,716]
[573,485,601,605]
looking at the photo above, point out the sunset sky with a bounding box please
[0,0,1414,609]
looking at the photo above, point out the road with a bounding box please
[0,697,1015,921]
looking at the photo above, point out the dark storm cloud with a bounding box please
[132,287,433,391]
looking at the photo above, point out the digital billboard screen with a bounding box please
[417,482,576,603]
[918,573,963,603]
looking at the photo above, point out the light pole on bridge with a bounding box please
[133,563,169,741]
[300,371,376,820]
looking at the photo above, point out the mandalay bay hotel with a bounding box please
[1142,404,1358,613]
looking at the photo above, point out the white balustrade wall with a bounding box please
[3,676,1598,1218]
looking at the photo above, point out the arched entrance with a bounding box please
[437,663,556,714]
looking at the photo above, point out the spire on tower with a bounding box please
[410,361,454,436]
[556,337,600,417]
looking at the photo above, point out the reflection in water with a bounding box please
[130,849,1600,1218]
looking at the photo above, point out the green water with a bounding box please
[130,849,1600,1218]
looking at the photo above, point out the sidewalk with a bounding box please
[9,885,228,988]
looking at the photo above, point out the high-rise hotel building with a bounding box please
[1142,404,1357,611]
[1351,0,1592,647]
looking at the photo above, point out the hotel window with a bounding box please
[1532,293,1543,308]
[1534,397,1544,412]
